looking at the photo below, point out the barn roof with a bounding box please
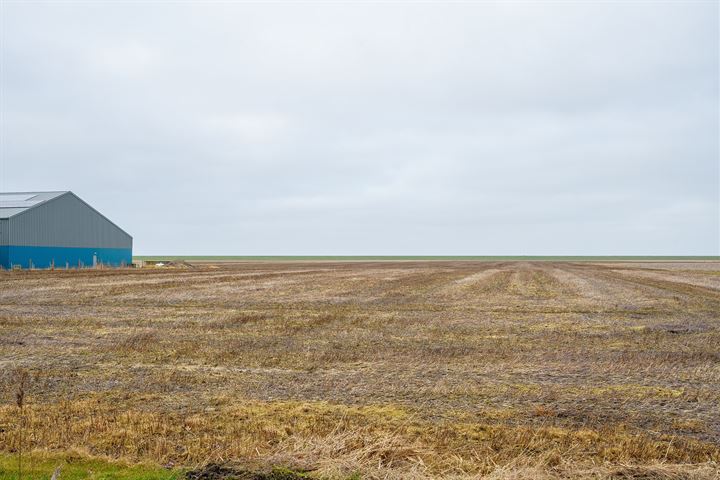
[0,191,69,219]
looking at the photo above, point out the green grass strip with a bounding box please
[0,453,180,480]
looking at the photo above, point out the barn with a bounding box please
[0,191,132,269]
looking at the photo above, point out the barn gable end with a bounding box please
[0,191,132,269]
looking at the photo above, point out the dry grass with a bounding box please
[0,261,719,478]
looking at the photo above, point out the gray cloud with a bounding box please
[1,1,717,255]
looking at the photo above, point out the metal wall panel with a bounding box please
[0,219,8,245]
[8,192,132,249]
[0,219,7,267]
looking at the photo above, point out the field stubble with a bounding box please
[0,261,719,479]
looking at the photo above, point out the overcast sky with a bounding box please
[0,1,717,255]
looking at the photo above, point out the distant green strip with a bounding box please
[134,255,720,262]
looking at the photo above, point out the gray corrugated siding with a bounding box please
[0,219,8,245]
[8,193,132,249]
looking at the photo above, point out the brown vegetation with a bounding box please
[0,261,719,478]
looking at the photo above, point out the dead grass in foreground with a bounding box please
[0,261,719,478]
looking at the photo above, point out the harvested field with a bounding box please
[1,261,719,479]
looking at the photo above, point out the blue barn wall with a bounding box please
[6,246,132,269]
